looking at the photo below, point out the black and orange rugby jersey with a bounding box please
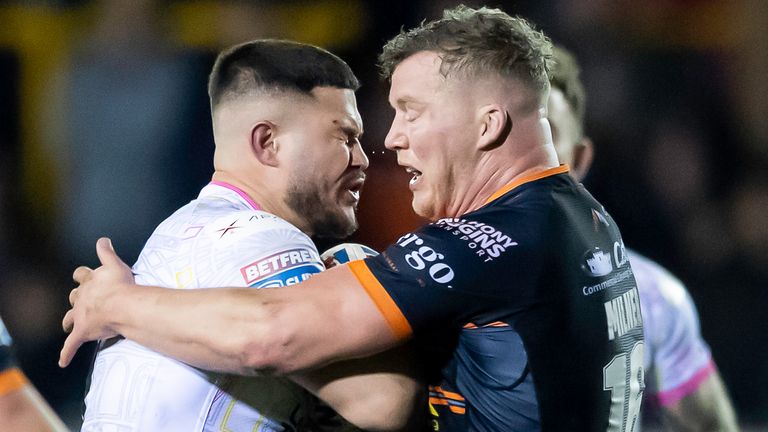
[349,166,645,431]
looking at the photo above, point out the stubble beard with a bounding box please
[285,179,358,239]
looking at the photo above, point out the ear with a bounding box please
[250,122,279,167]
[477,104,511,151]
[571,136,594,181]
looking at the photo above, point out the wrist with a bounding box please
[102,282,136,336]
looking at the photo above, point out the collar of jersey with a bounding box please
[207,180,262,211]
[483,164,570,206]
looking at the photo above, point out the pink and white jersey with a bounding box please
[82,182,324,432]
[630,251,715,407]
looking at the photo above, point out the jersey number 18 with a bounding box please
[603,341,644,432]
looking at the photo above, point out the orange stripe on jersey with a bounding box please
[431,385,466,401]
[0,368,27,397]
[484,165,570,205]
[347,260,413,340]
[429,397,467,414]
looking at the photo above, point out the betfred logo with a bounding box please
[241,248,319,285]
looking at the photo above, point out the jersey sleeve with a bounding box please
[198,210,325,289]
[348,217,532,339]
[634,254,714,406]
[0,317,27,397]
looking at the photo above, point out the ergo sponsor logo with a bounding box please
[396,233,455,285]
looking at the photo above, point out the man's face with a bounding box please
[384,51,477,220]
[282,87,368,238]
[548,87,580,167]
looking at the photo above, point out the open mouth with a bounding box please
[344,177,365,202]
[405,167,422,186]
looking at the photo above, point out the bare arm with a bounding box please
[292,345,426,431]
[0,371,69,432]
[661,370,738,432]
[61,239,404,374]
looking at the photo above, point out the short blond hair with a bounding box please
[378,5,553,94]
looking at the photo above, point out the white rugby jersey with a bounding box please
[631,251,715,407]
[82,181,325,432]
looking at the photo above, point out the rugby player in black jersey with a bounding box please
[548,44,737,432]
[0,316,68,431]
[61,6,644,431]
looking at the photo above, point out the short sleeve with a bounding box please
[632,253,714,406]
[349,217,532,338]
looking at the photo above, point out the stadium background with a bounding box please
[0,0,765,429]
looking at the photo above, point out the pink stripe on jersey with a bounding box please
[210,181,261,210]
[656,358,716,406]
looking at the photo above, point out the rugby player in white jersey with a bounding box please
[547,45,738,431]
[78,40,422,432]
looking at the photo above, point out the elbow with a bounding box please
[340,381,426,431]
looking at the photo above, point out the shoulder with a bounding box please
[628,251,694,318]
[372,213,529,297]
[200,210,309,246]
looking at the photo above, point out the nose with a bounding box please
[351,141,369,171]
[384,116,408,151]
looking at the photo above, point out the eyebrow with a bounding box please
[393,97,426,110]
[334,119,363,137]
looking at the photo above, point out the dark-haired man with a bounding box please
[548,45,738,431]
[1,316,68,432]
[77,40,421,432]
[62,7,643,431]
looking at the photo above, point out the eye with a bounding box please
[403,103,423,122]
[339,135,359,148]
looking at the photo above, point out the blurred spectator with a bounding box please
[42,0,212,266]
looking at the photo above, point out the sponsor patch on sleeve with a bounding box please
[241,248,323,288]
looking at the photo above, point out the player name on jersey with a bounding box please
[604,288,643,341]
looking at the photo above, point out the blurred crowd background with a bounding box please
[0,0,766,429]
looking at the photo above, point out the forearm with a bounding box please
[291,345,426,432]
[109,272,396,375]
[110,284,283,375]
[663,372,738,432]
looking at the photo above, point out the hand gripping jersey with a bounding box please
[82,182,325,432]
[0,317,27,398]
[630,251,714,407]
[348,166,645,432]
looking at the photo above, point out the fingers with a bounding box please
[62,309,74,333]
[73,266,93,284]
[68,288,78,307]
[96,237,125,268]
[59,332,83,368]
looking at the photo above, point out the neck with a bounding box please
[446,110,560,217]
[448,148,559,218]
[210,171,313,235]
